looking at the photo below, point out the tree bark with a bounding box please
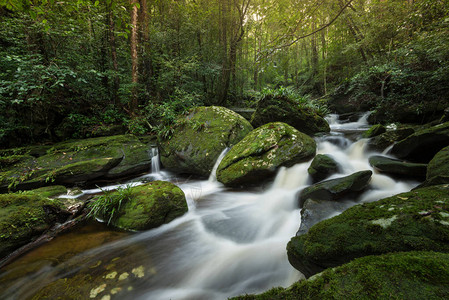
[130,0,139,113]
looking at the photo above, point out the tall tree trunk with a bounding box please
[130,0,139,113]
[311,23,319,76]
[108,4,120,106]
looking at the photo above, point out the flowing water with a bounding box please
[0,114,419,299]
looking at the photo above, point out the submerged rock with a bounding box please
[0,193,66,259]
[298,171,372,208]
[216,122,316,187]
[391,122,449,162]
[288,185,449,278]
[93,181,188,231]
[362,124,386,138]
[158,106,253,177]
[250,95,329,136]
[367,127,415,152]
[231,251,449,300]
[0,135,153,191]
[307,154,340,182]
[369,155,427,178]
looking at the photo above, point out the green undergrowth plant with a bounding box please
[87,184,134,225]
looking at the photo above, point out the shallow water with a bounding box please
[0,114,419,299]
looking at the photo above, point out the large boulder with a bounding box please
[0,193,66,259]
[288,185,449,278]
[298,171,372,208]
[369,155,427,178]
[92,181,188,231]
[390,122,449,163]
[367,127,415,152]
[231,251,449,300]
[0,135,153,191]
[250,95,329,136]
[216,122,316,187]
[158,106,253,177]
[307,154,340,182]
[424,146,449,186]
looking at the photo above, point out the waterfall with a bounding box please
[208,147,230,182]
[151,146,160,174]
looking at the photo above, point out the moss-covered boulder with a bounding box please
[288,185,449,278]
[0,135,152,191]
[93,181,188,231]
[232,251,449,300]
[307,154,340,182]
[424,146,449,186]
[362,124,386,138]
[367,127,415,152]
[369,155,427,178]
[158,106,253,177]
[250,95,329,136]
[27,185,68,198]
[391,122,449,162]
[0,193,65,259]
[298,171,372,208]
[216,122,316,187]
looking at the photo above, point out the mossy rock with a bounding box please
[288,185,449,278]
[0,135,151,191]
[369,155,427,179]
[298,171,372,208]
[362,124,386,138]
[27,185,68,198]
[94,181,188,231]
[391,122,449,163]
[158,106,253,177]
[0,193,65,259]
[231,251,449,300]
[367,127,415,152]
[216,122,316,187]
[307,154,340,182]
[250,95,329,136]
[423,146,449,187]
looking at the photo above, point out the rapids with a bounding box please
[0,113,419,299]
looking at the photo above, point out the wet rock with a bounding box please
[297,199,349,236]
[307,154,340,183]
[367,127,415,152]
[287,185,449,278]
[0,135,152,191]
[93,181,188,231]
[391,122,449,163]
[298,171,372,208]
[362,124,386,138]
[216,122,316,187]
[369,155,427,178]
[0,193,65,259]
[232,251,449,300]
[158,106,253,177]
[250,94,329,136]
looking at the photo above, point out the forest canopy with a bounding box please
[0,0,448,147]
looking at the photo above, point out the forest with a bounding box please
[1,0,449,299]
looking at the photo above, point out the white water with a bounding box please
[0,113,420,300]
[151,147,161,174]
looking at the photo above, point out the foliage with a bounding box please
[87,185,134,225]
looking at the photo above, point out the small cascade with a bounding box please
[328,111,372,132]
[208,147,230,182]
[151,146,161,174]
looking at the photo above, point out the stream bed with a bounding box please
[0,114,419,299]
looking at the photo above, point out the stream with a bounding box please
[0,113,419,299]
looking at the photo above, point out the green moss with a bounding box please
[307,154,339,182]
[0,193,63,258]
[288,185,449,277]
[362,124,386,138]
[232,251,449,300]
[426,146,449,185]
[158,106,253,177]
[216,122,316,186]
[27,185,68,198]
